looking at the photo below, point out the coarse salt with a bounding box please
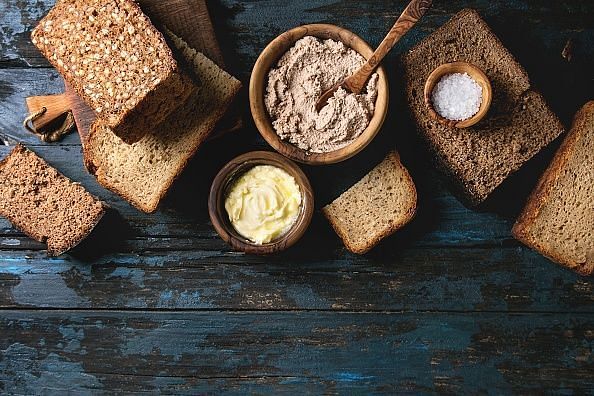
[431,72,482,121]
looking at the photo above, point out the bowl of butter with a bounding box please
[208,151,314,254]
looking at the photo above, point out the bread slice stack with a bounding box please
[513,102,594,275]
[10,1,240,258]
[31,0,195,143]
[84,32,242,213]
[402,9,564,206]
[323,152,417,254]
[30,0,242,213]
[0,145,105,256]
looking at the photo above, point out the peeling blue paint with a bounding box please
[58,325,85,353]
[158,290,174,304]
[0,0,53,64]
[121,322,205,361]
[332,372,375,382]
[157,289,215,308]
[11,273,90,308]
[108,267,146,287]
[1,238,21,246]
[286,285,331,309]
[0,343,101,393]
[150,375,186,390]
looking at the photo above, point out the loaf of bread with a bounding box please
[31,0,195,143]
[323,151,417,254]
[402,9,564,206]
[84,32,242,213]
[513,102,594,275]
[0,144,105,256]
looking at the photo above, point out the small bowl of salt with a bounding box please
[424,62,492,128]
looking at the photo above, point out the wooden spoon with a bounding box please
[315,0,432,111]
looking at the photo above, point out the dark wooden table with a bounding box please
[1,0,593,393]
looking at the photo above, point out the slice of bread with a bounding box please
[513,101,594,275]
[84,32,241,213]
[402,9,564,206]
[31,0,196,143]
[0,144,105,256]
[322,151,417,254]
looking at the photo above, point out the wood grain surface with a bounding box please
[0,0,593,393]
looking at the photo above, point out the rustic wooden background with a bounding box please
[1,0,593,393]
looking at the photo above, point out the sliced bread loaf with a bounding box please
[0,144,105,256]
[84,32,242,213]
[31,0,195,143]
[513,101,594,275]
[323,151,417,254]
[402,9,564,206]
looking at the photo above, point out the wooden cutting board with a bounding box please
[25,0,241,143]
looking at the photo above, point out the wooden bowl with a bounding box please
[423,62,492,128]
[208,151,314,254]
[249,24,389,165]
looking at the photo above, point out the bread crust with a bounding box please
[0,144,106,256]
[83,34,242,213]
[113,70,197,143]
[512,101,594,275]
[405,8,530,94]
[31,0,195,144]
[322,151,417,254]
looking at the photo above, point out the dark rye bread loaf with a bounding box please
[85,32,241,213]
[31,0,195,144]
[0,145,105,256]
[402,9,564,206]
[513,102,594,276]
[323,151,417,254]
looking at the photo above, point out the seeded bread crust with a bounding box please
[402,8,564,206]
[84,32,242,213]
[512,101,594,275]
[322,151,417,254]
[31,0,195,143]
[0,144,105,256]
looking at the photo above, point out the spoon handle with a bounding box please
[344,0,432,93]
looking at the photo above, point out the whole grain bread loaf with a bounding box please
[402,9,564,206]
[0,144,105,256]
[31,0,195,143]
[84,32,241,213]
[323,151,417,254]
[513,101,594,275]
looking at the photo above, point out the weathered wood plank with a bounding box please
[0,247,591,311]
[0,311,592,393]
[0,0,54,67]
[0,1,593,392]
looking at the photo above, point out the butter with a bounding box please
[224,165,302,244]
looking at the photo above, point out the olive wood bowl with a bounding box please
[424,61,492,128]
[208,151,314,255]
[249,24,389,165]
